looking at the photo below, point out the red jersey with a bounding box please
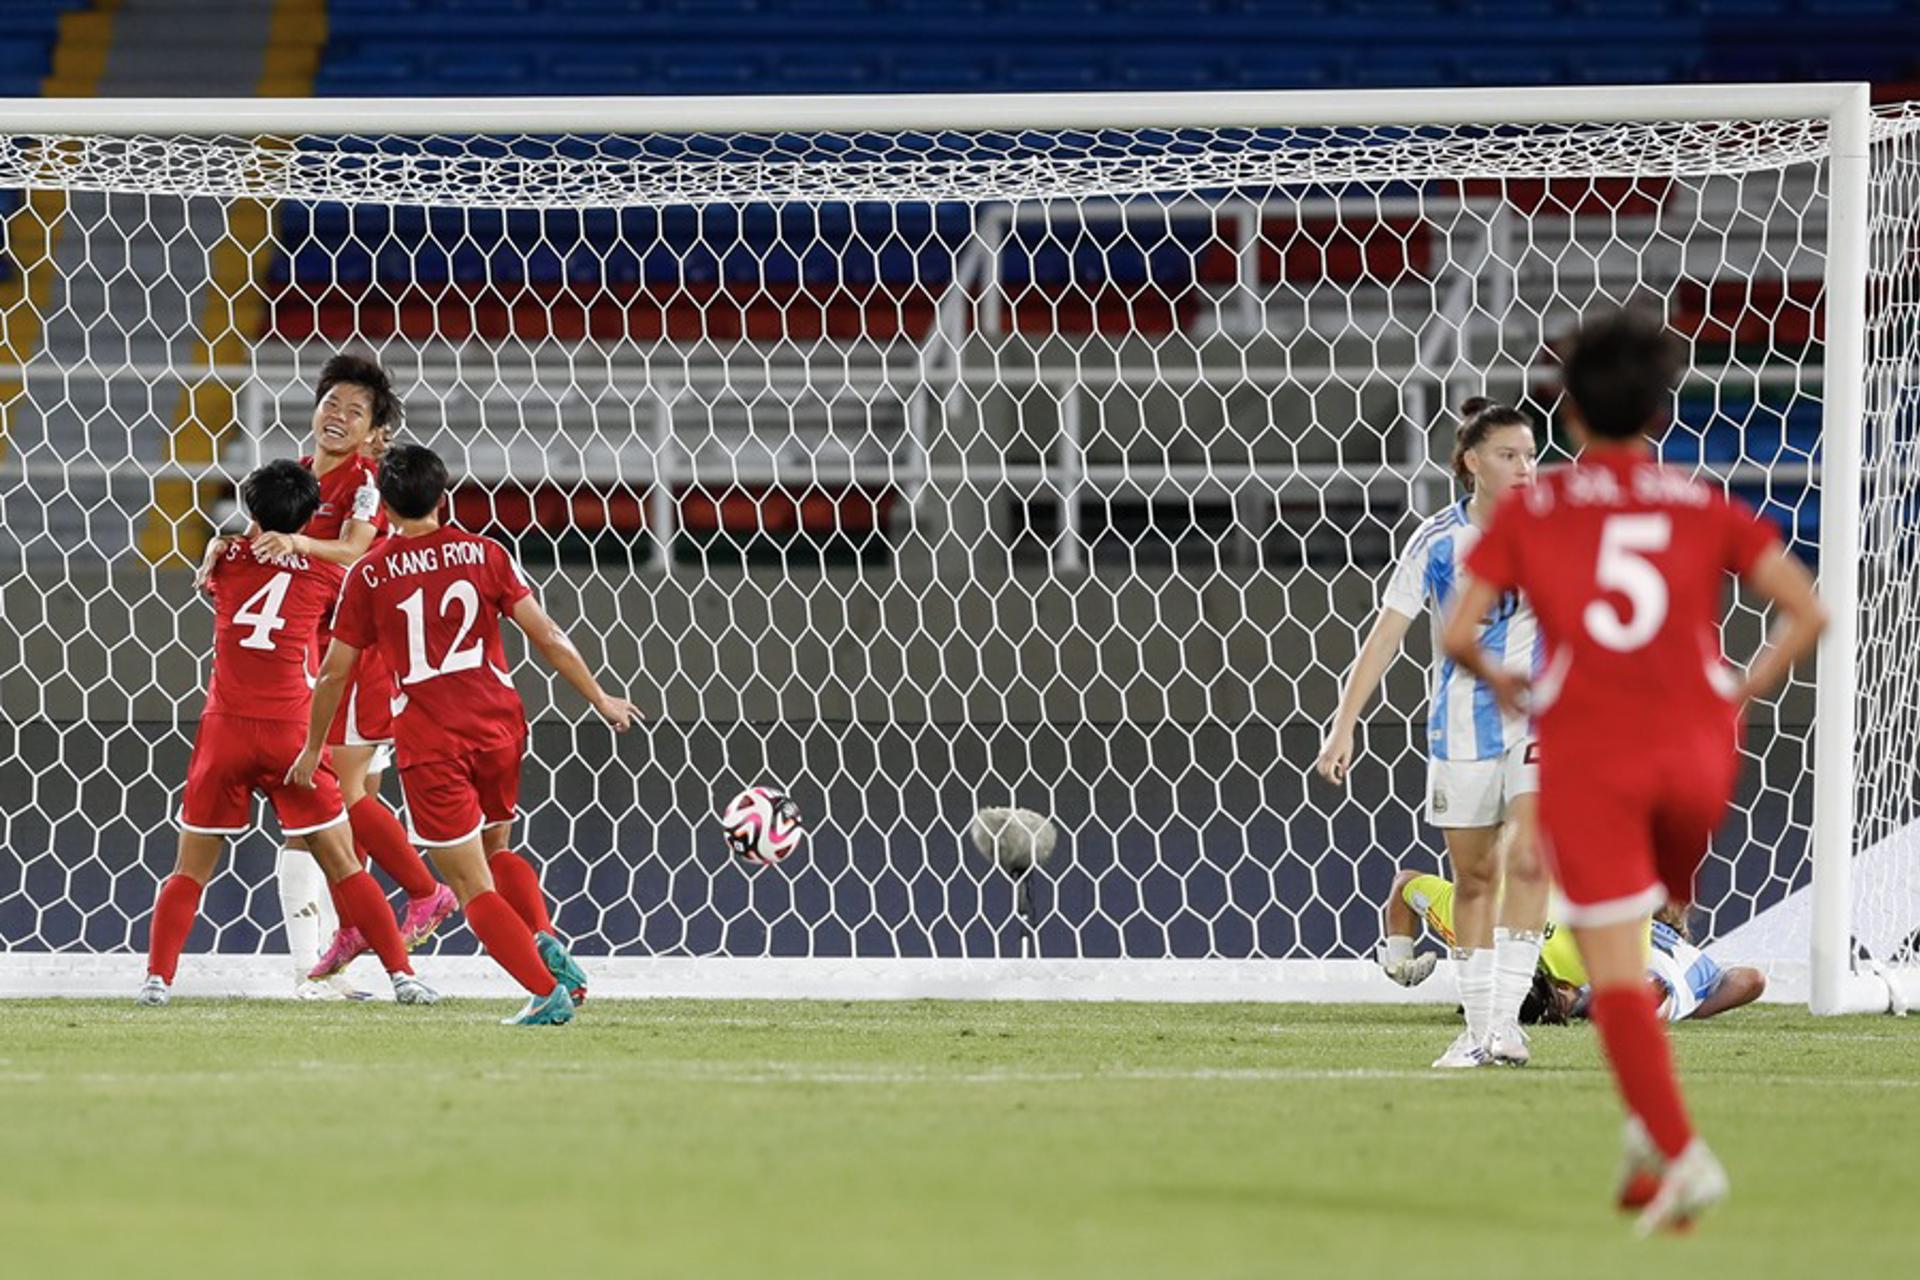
[203,538,346,723]
[302,452,384,545]
[331,525,533,766]
[1464,447,1780,754]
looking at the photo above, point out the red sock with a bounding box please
[333,870,413,975]
[1590,983,1695,1159]
[466,890,557,996]
[488,850,554,935]
[349,795,437,900]
[146,874,203,983]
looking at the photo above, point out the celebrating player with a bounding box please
[139,461,436,1008]
[1440,309,1825,1232]
[223,356,458,986]
[1380,869,1767,1024]
[287,444,642,1026]
[1316,397,1551,1068]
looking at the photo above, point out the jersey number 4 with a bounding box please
[398,581,484,685]
[233,573,294,651]
[1585,513,1671,652]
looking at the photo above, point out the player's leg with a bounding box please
[474,739,589,1003]
[484,821,588,1004]
[1488,762,1549,1063]
[276,839,329,987]
[302,818,438,1005]
[141,831,225,1004]
[333,740,452,936]
[1692,967,1765,1019]
[404,749,570,1025]
[1436,820,1500,1067]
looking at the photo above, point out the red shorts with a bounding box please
[178,713,346,837]
[326,650,394,748]
[1538,727,1741,927]
[400,738,523,847]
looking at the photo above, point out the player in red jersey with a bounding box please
[1440,310,1825,1233]
[139,461,436,1007]
[288,443,641,1026]
[241,356,457,985]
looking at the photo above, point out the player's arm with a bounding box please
[1733,546,1827,706]
[252,517,378,569]
[1314,606,1414,785]
[1691,966,1766,1019]
[193,536,228,595]
[509,595,643,731]
[286,638,359,788]
[1439,576,1530,717]
[1377,868,1437,986]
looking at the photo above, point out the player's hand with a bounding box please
[1486,668,1532,718]
[251,531,305,560]
[1314,726,1354,785]
[284,747,323,790]
[593,695,644,732]
[194,537,228,594]
[1382,953,1438,988]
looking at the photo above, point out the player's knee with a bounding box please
[1454,859,1498,901]
[1728,967,1767,1008]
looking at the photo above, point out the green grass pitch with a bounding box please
[3,1000,1915,1279]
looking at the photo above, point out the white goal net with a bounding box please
[0,89,1914,1006]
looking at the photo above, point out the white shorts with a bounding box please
[1426,739,1538,829]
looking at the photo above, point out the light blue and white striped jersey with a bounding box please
[1648,920,1725,1021]
[1380,498,1538,763]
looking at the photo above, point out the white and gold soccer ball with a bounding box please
[719,786,805,866]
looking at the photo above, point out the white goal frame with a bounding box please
[0,83,1903,1011]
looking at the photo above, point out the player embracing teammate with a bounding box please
[1441,309,1825,1232]
[289,443,642,1026]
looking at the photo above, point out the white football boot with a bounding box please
[1431,1030,1491,1069]
[135,975,170,1007]
[1487,1020,1531,1066]
[1635,1139,1730,1236]
[391,974,441,1005]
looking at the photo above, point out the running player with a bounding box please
[1441,308,1825,1232]
[139,461,435,1007]
[288,443,641,1026]
[1316,398,1551,1067]
[1381,869,1766,1024]
[243,356,457,982]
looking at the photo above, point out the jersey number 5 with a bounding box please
[1585,513,1671,652]
[398,581,484,685]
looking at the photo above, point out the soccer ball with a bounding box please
[720,786,805,866]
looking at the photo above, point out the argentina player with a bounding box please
[1316,399,1552,1068]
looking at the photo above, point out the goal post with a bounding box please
[0,85,1914,1008]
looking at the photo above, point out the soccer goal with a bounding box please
[0,85,1913,1012]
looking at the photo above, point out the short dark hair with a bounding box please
[1450,397,1534,489]
[1519,968,1573,1026]
[1561,308,1683,440]
[377,442,450,520]
[240,459,322,535]
[316,353,400,430]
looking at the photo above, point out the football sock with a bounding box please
[147,874,203,984]
[275,847,326,975]
[488,849,554,935]
[1491,926,1544,1026]
[334,870,413,976]
[1590,983,1694,1161]
[349,796,437,900]
[1458,947,1495,1043]
[467,890,558,996]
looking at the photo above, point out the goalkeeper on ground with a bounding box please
[1380,868,1767,1024]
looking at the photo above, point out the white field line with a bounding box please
[0,1062,1914,1089]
